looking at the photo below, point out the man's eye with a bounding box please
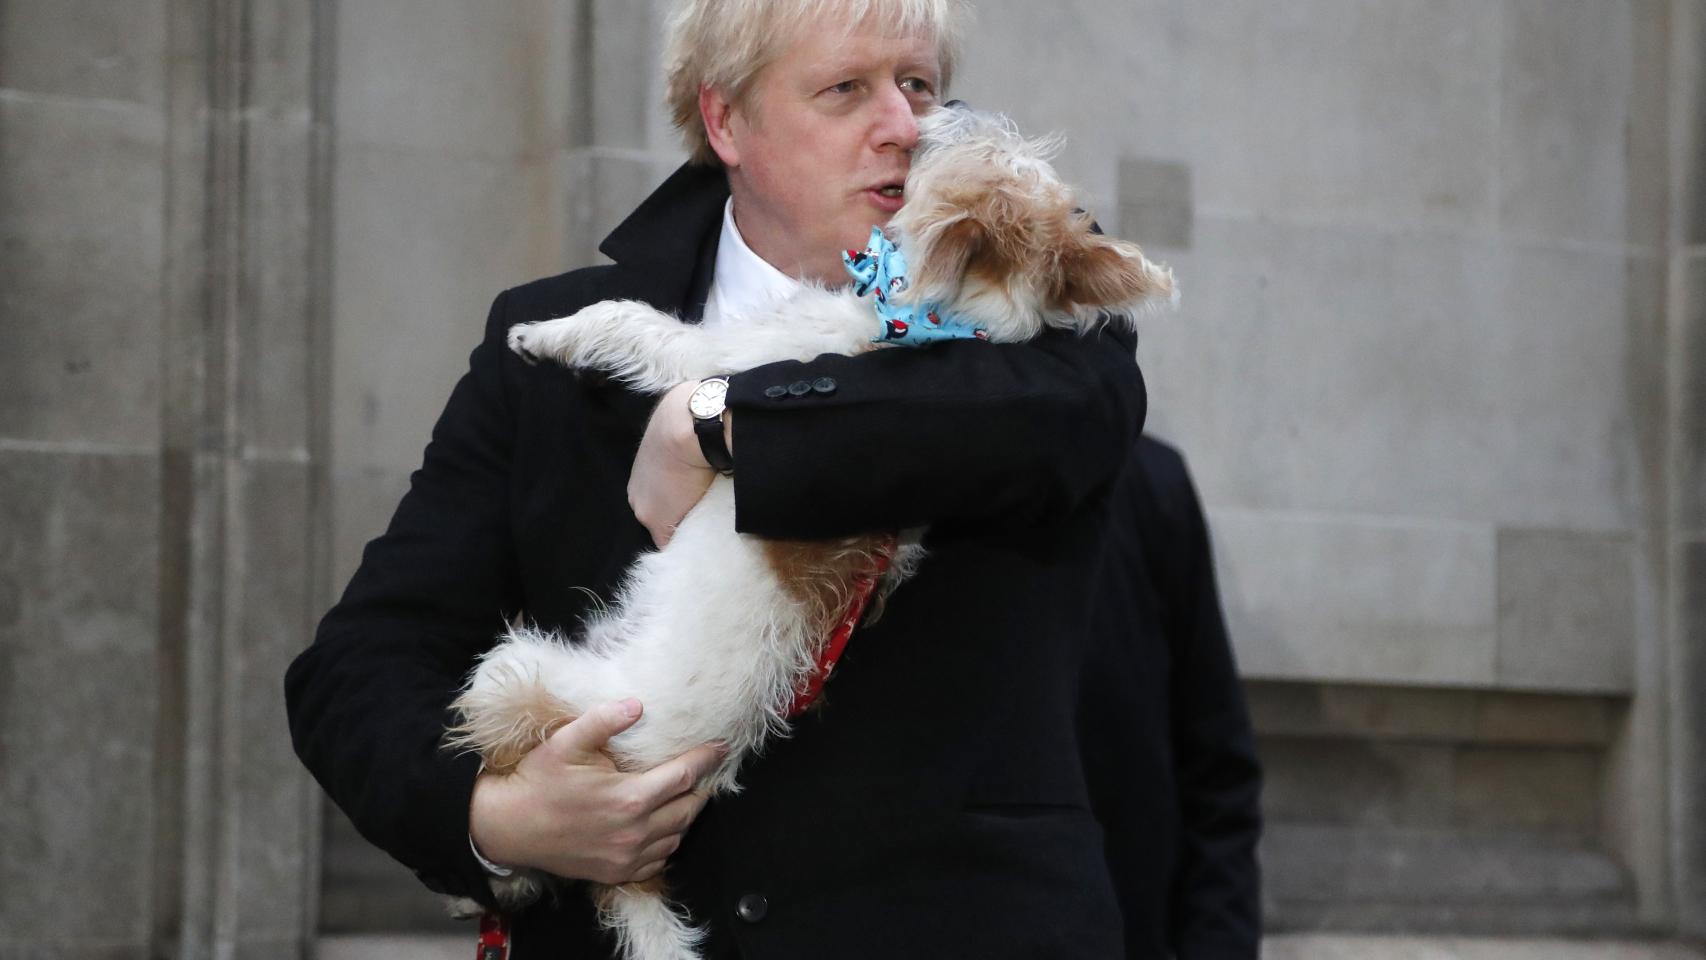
[828,80,859,94]
[900,77,936,97]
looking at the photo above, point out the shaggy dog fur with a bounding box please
[445,105,1176,960]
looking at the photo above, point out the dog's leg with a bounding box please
[509,301,724,392]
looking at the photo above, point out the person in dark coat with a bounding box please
[284,1,1260,955]
[1085,436,1264,958]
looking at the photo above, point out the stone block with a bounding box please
[1260,737,1455,828]
[1246,681,1477,743]
[1470,693,1615,747]
[336,0,566,159]
[564,148,685,268]
[0,96,164,447]
[964,0,1498,231]
[331,145,561,472]
[240,116,317,456]
[1498,0,1633,246]
[1116,157,1191,249]
[1264,822,1628,906]
[1451,746,1600,832]
[1683,0,1706,247]
[1623,256,1668,528]
[1211,510,1497,688]
[1170,0,1496,230]
[329,465,413,594]
[316,935,468,960]
[955,0,1179,217]
[0,0,167,105]
[1627,0,1671,250]
[320,799,464,933]
[1677,541,1706,936]
[0,450,160,942]
[1142,221,1652,533]
[1248,682,1616,746]
[1495,529,1635,692]
[231,460,317,937]
[1681,255,1706,533]
[245,0,317,116]
[1262,935,1706,960]
[591,0,660,150]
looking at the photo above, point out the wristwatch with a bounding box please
[688,376,734,476]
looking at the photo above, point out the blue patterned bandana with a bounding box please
[842,227,988,345]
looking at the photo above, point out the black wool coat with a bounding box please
[286,161,1258,958]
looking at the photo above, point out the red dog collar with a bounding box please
[787,538,896,717]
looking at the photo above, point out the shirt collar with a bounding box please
[703,198,803,326]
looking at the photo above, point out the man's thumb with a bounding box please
[551,698,642,759]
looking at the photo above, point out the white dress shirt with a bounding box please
[700,198,803,327]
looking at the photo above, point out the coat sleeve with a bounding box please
[284,291,528,908]
[1135,440,1264,960]
[724,321,1144,539]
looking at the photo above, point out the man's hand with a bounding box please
[468,698,725,885]
[629,380,732,547]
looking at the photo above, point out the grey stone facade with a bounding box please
[0,0,1701,953]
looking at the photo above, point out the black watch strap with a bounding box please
[694,412,734,476]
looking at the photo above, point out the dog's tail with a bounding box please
[595,879,705,960]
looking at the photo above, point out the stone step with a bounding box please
[316,933,1706,960]
[1265,823,1639,936]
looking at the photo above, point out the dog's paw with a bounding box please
[506,322,544,365]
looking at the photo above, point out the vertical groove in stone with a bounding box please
[1668,0,1706,938]
[300,0,338,942]
[569,0,594,150]
[153,0,211,952]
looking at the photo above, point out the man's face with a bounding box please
[707,22,942,286]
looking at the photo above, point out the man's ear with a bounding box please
[700,84,742,168]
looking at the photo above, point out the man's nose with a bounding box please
[874,83,920,152]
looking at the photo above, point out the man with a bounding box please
[285,1,1257,955]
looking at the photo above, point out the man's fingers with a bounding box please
[641,788,708,846]
[633,742,725,803]
[547,698,643,761]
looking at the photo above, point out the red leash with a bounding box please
[477,911,510,960]
[787,538,895,717]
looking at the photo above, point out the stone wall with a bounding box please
[1,0,1701,951]
[1,0,329,956]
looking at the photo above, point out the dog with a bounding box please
[445,104,1176,960]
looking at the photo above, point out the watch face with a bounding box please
[689,379,728,419]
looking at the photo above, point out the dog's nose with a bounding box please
[943,99,971,112]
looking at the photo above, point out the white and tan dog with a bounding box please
[447,105,1175,960]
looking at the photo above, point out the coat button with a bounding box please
[786,380,811,397]
[763,385,787,400]
[735,893,768,923]
[811,376,837,395]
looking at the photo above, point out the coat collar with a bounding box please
[598,161,730,323]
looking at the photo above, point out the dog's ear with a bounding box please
[1054,233,1174,312]
[907,211,984,300]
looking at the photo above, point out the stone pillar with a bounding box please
[155,0,331,954]
[0,0,330,955]
[1669,0,1706,934]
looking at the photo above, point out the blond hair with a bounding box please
[664,0,968,166]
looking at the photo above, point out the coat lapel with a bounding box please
[589,161,729,434]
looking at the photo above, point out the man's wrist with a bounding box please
[469,833,515,878]
[688,376,734,475]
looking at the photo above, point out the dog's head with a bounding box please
[888,106,1176,339]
